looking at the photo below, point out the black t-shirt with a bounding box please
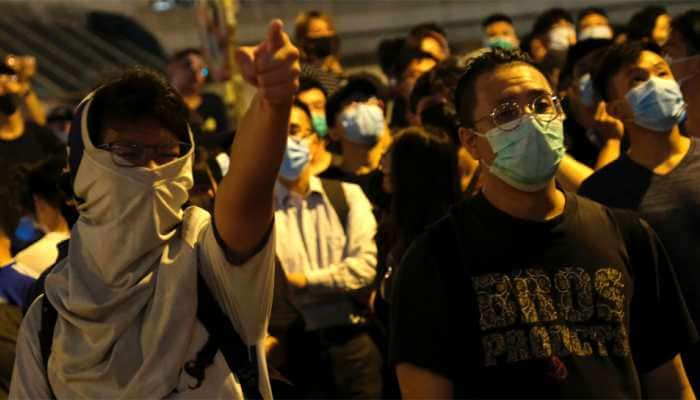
[191,92,233,153]
[390,192,696,398]
[579,139,700,326]
[0,122,64,166]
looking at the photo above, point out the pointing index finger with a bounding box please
[265,19,287,53]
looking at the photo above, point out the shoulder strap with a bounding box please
[39,297,57,373]
[195,271,262,399]
[321,178,349,232]
[38,296,57,399]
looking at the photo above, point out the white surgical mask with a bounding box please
[548,25,576,51]
[578,25,613,41]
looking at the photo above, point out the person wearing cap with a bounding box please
[320,73,392,195]
[10,19,300,399]
[269,98,381,398]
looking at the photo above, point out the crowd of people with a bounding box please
[1,3,699,399]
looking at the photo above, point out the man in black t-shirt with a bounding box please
[168,48,232,153]
[390,48,697,398]
[579,42,700,391]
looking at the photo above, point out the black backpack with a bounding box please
[38,270,265,399]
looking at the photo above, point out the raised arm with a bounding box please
[214,20,300,260]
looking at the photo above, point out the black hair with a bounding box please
[298,75,328,98]
[558,38,613,91]
[0,165,24,237]
[672,10,700,56]
[169,48,203,64]
[627,6,667,42]
[16,160,67,215]
[292,98,313,121]
[325,73,386,127]
[455,48,536,127]
[482,13,514,29]
[409,22,447,41]
[592,41,662,101]
[578,7,608,25]
[388,127,459,263]
[87,68,190,145]
[377,37,407,79]
[409,72,433,114]
[393,45,437,82]
[532,8,574,37]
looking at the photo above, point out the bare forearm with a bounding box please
[556,153,593,192]
[215,93,290,255]
[594,139,621,170]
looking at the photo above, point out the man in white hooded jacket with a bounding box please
[9,19,300,399]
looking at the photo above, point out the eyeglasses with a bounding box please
[473,94,563,132]
[96,141,191,167]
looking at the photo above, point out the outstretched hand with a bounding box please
[235,19,300,105]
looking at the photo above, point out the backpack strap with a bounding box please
[38,296,57,399]
[36,270,263,399]
[192,270,262,399]
[320,178,349,232]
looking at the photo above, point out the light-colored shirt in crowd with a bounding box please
[15,231,70,279]
[10,207,276,399]
[274,176,377,331]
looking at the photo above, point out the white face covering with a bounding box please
[45,96,199,399]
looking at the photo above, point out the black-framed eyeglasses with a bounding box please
[96,141,191,167]
[473,94,563,132]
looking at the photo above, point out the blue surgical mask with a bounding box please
[625,76,686,132]
[578,73,597,108]
[474,115,566,192]
[340,103,385,145]
[311,114,329,137]
[484,36,517,50]
[279,136,310,181]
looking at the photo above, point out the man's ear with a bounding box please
[459,126,480,160]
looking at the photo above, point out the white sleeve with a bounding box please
[9,299,52,399]
[197,221,276,345]
[305,183,378,294]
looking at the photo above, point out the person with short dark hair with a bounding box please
[167,47,231,156]
[270,101,381,398]
[577,7,613,41]
[10,19,301,399]
[407,22,450,61]
[580,41,700,392]
[387,45,438,129]
[321,74,391,193]
[390,47,696,398]
[531,8,577,58]
[627,6,671,47]
[297,76,333,175]
[13,160,71,280]
[482,13,520,50]
[664,9,700,136]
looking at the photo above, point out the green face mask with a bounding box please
[474,115,566,192]
[312,114,329,137]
